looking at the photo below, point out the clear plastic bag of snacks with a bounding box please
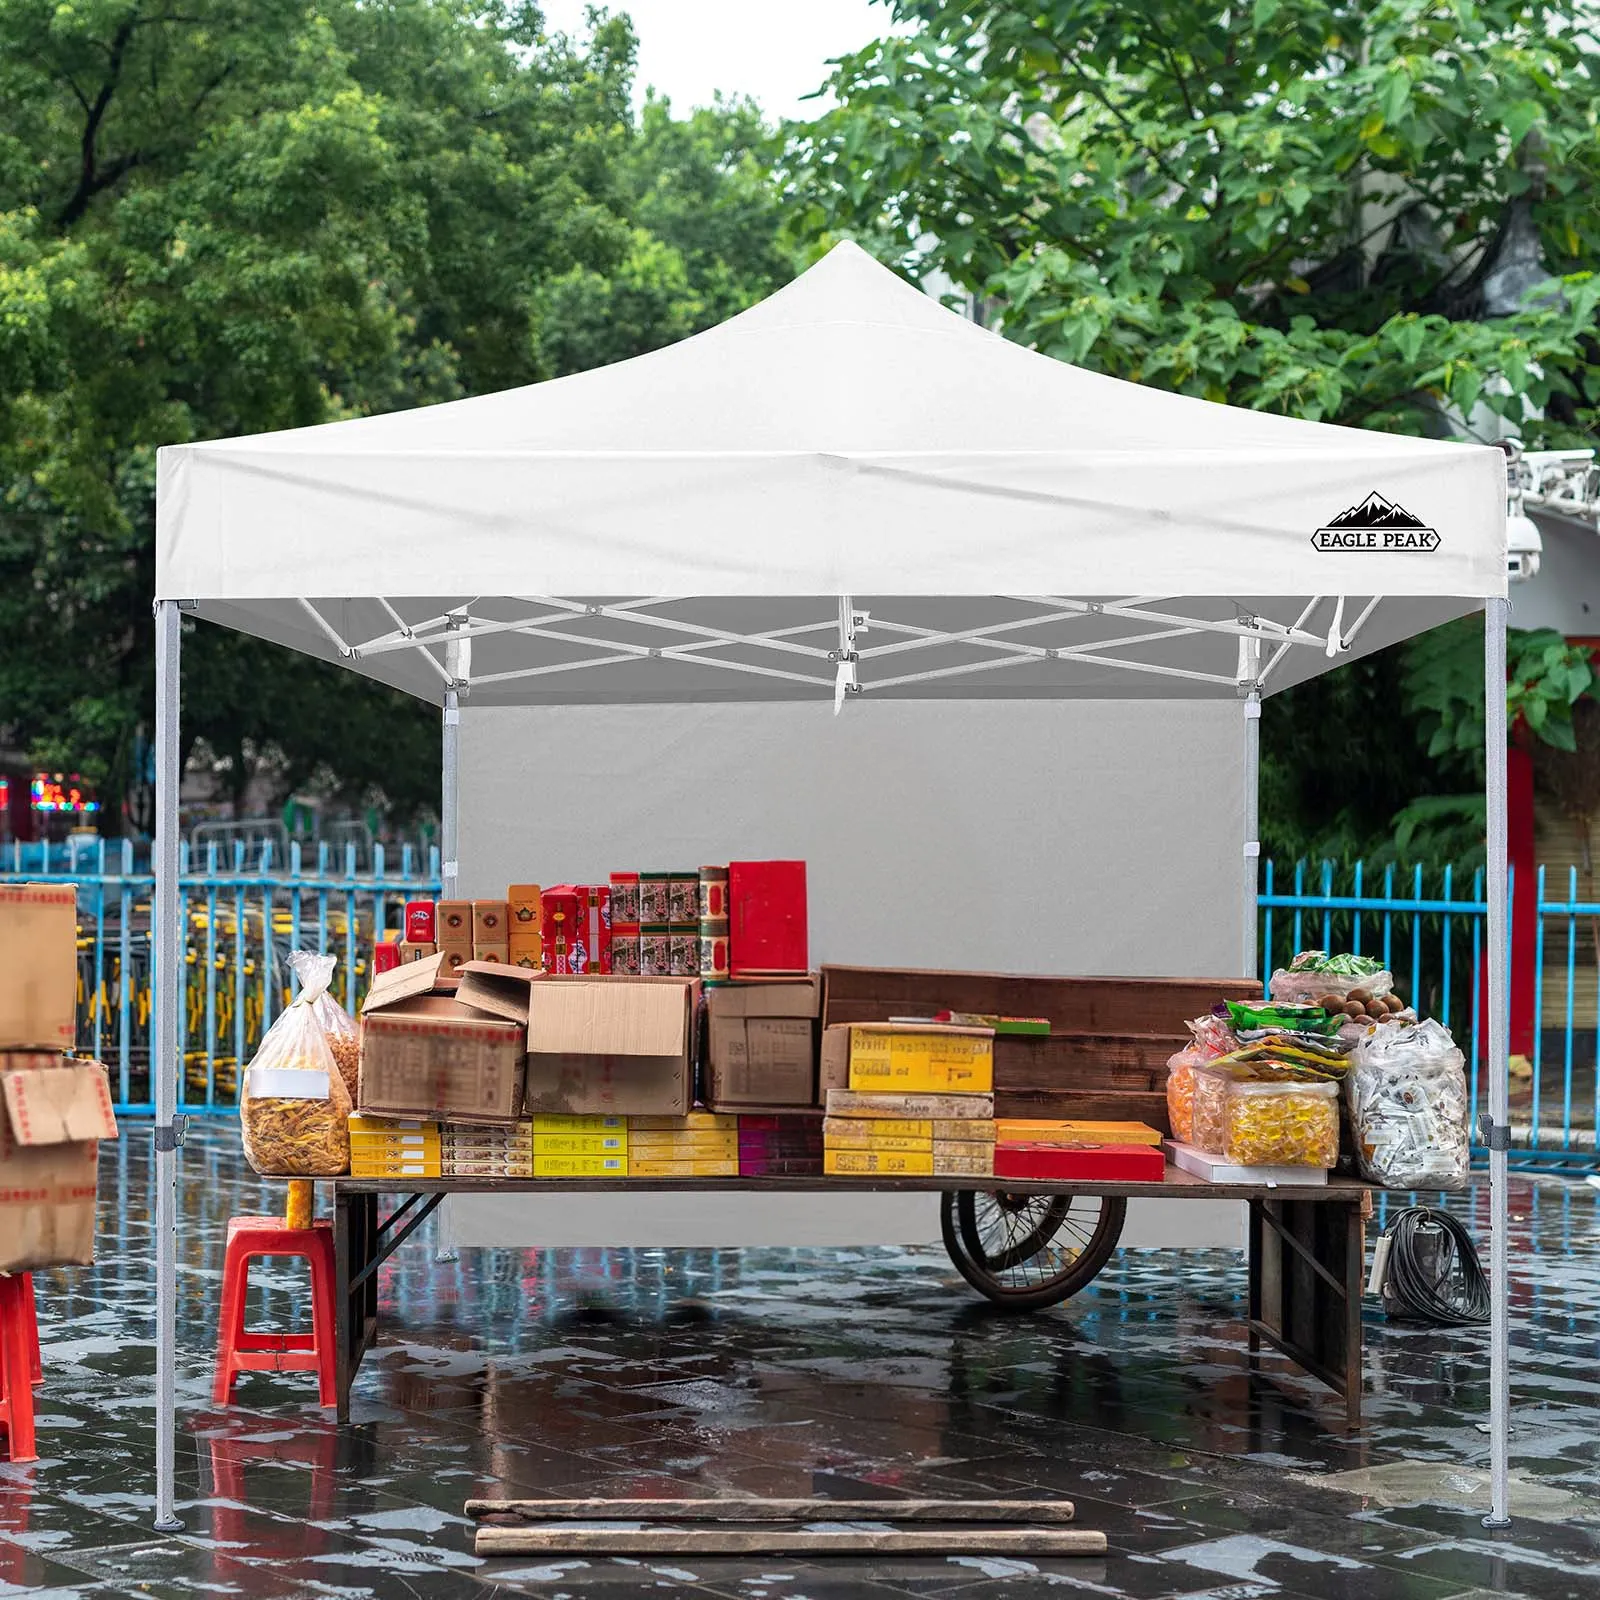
[1345,1019,1469,1189]
[1270,950,1394,1005]
[1166,1014,1237,1144]
[286,950,360,1101]
[1220,1077,1339,1167]
[238,963,352,1177]
[1191,1058,1340,1167]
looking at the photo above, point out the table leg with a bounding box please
[333,1188,353,1424]
[1246,1197,1365,1422]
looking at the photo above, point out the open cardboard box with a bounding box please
[458,964,696,1117]
[1,1055,118,1271]
[358,953,525,1123]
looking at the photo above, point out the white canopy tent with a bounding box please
[154,241,1512,1529]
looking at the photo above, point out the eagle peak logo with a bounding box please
[1313,492,1440,553]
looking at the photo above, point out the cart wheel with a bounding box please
[940,1190,1125,1310]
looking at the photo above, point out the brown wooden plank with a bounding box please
[475,1527,1108,1557]
[326,1172,1371,1202]
[992,1088,1172,1132]
[466,1498,1077,1523]
[820,965,1256,1036]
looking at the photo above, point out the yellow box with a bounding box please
[994,1119,1162,1147]
[824,1149,935,1176]
[531,1134,629,1155]
[628,1156,740,1177]
[823,1130,933,1153]
[627,1132,738,1152]
[628,1113,738,1131]
[823,1117,931,1141]
[530,1115,628,1133]
[532,1153,628,1177]
[349,1115,440,1136]
[846,1027,994,1096]
[350,1155,441,1178]
[936,1119,996,1142]
[933,1151,994,1176]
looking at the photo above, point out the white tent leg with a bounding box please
[1243,691,1261,980]
[441,687,460,899]
[1484,595,1511,1529]
[152,599,184,1533]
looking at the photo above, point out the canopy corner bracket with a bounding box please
[831,597,867,714]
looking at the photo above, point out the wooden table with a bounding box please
[318,1171,1372,1425]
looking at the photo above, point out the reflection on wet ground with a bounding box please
[2,1123,1598,1598]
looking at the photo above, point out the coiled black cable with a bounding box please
[1380,1206,1491,1326]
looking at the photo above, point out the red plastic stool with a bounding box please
[213,1218,338,1407]
[0,1274,37,1462]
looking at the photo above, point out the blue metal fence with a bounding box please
[1261,859,1599,1170]
[3,837,438,1114]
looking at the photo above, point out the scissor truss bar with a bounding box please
[325,595,1341,697]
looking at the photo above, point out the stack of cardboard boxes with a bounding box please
[0,885,118,1273]
[818,1024,997,1176]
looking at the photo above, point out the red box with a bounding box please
[404,900,436,944]
[540,887,582,975]
[579,885,612,976]
[727,861,807,977]
[993,1144,1166,1183]
[372,942,402,976]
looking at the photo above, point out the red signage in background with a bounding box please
[30,773,100,815]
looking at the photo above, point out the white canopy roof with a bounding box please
[156,240,1506,705]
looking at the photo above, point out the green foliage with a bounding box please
[0,2,796,828]
[786,1,1600,442]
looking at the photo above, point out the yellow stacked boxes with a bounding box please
[627,1113,739,1176]
[444,1120,534,1177]
[348,1115,441,1179]
[531,1114,629,1177]
[822,1027,996,1177]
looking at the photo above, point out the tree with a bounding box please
[0,2,797,832]
[785,0,1600,862]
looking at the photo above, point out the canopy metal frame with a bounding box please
[147,587,1512,1533]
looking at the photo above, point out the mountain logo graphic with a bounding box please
[1314,492,1440,552]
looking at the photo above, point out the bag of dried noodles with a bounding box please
[238,960,352,1177]
[287,950,361,1101]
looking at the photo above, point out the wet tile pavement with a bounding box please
[2,1123,1598,1598]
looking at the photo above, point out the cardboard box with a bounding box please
[933,1150,995,1176]
[472,944,509,966]
[628,1156,739,1177]
[436,900,473,946]
[359,956,525,1123]
[824,1148,933,1176]
[525,978,695,1117]
[509,931,542,970]
[533,1153,627,1177]
[0,1056,117,1270]
[472,901,509,943]
[508,885,542,930]
[995,1119,1163,1148]
[993,1143,1165,1182]
[532,1133,629,1155]
[839,1024,994,1096]
[727,861,807,976]
[824,1087,995,1120]
[823,1116,931,1141]
[0,884,78,1051]
[630,1113,736,1131]
[399,941,436,964]
[349,1115,440,1136]
[706,979,819,1108]
[531,1114,627,1133]
[823,1128,932,1152]
[629,1135,739,1159]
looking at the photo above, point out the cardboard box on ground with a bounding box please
[1,885,120,1272]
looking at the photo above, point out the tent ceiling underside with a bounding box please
[190,592,1479,706]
